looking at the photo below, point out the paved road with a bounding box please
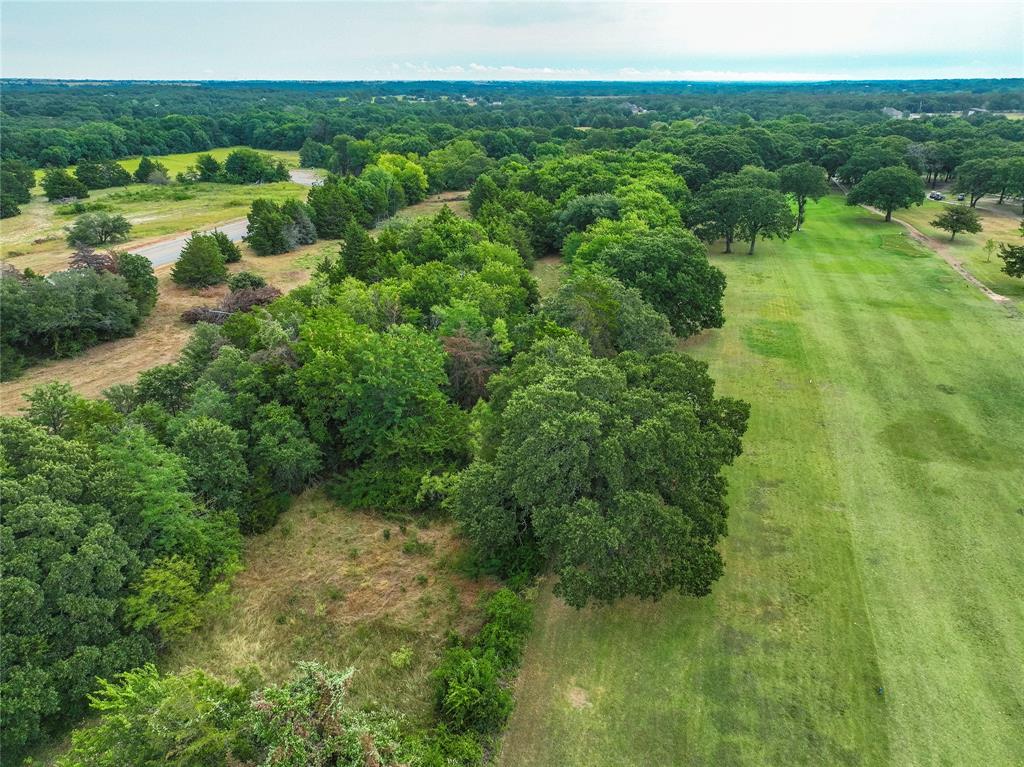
[137,168,322,267]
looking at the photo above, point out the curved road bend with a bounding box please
[138,168,322,267]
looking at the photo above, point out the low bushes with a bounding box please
[49,590,532,766]
[428,588,533,753]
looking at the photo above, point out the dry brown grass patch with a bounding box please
[0,241,331,414]
[166,488,494,724]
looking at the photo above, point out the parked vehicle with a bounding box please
[956,193,965,201]
[928,191,945,200]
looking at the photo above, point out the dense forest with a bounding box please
[2,79,1023,765]
[2,78,1023,169]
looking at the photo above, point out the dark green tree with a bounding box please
[299,138,332,169]
[930,205,983,240]
[75,159,132,190]
[569,220,725,337]
[194,153,222,181]
[1,159,35,217]
[171,233,228,288]
[468,173,501,216]
[133,156,168,184]
[41,168,89,201]
[998,243,1024,278]
[555,193,621,245]
[171,416,249,511]
[295,309,469,511]
[249,403,321,493]
[846,166,925,222]
[337,219,378,282]
[114,251,158,315]
[223,148,289,183]
[307,175,360,238]
[281,198,318,247]
[689,185,750,253]
[210,229,242,262]
[227,271,267,292]
[955,158,1001,207]
[543,272,674,357]
[449,336,748,607]
[778,161,830,230]
[737,190,796,254]
[245,199,291,256]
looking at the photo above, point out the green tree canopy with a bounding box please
[65,212,132,247]
[133,156,168,184]
[778,161,830,230]
[930,205,983,240]
[171,232,228,288]
[567,218,725,337]
[306,175,360,238]
[955,158,1001,207]
[998,243,1024,278]
[295,308,469,510]
[245,199,292,256]
[543,271,674,357]
[846,166,925,222]
[737,190,796,254]
[449,336,749,607]
[42,168,89,201]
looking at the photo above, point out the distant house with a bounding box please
[881,107,904,119]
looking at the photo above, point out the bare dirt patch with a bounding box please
[567,683,592,710]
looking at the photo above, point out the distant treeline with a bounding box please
[2,79,1023,168]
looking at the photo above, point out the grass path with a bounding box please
[500,196,1024,766]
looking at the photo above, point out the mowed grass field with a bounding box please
[893,197,1024,311]
[503,195,1024,766]
[29,146,302,186]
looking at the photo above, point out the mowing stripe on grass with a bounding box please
[498,196,1024,767]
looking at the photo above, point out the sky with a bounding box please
[2,0,1022,82]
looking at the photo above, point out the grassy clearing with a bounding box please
[373,190,470,233]
[0,190,472,413]
[165,488,493,725]
[499,195,1024,766]
[530,255,565,298]
[892,198,1024,311]
[29,146,301,186]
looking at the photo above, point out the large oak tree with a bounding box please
[449,336,749,608]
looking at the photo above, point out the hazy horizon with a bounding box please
[3,1,1022,82]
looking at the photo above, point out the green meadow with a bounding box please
[29,146,301,186]
[503,195,1024,766]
